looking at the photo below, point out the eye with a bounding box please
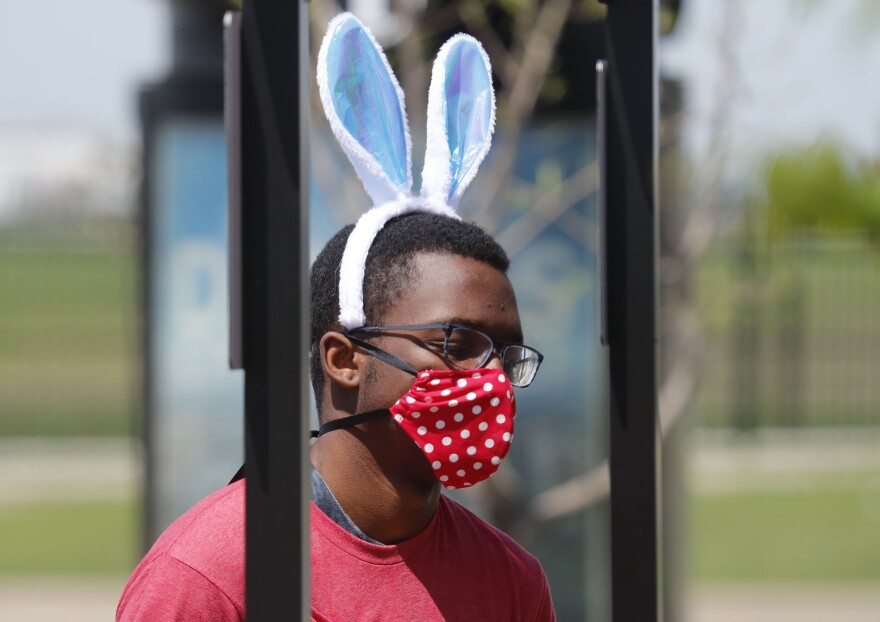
[445,340,469,355]
[416,330,448,353]
[424,339,447,352]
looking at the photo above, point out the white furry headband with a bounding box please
[317,12,497,328]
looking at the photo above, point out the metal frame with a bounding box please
[225,1,660,618]
[599,1,662,620]
[139,77,224,548]
[237,1,311,619]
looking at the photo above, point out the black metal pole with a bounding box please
[600,1,662,620]
[239,0,310,619]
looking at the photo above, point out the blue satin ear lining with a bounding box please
[326,19,409,187]
[445,40,493,199]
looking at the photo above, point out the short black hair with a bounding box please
[310,212,510,412]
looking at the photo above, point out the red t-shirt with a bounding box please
[117,480,555,621]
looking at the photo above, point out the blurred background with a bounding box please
[1,0,879,620]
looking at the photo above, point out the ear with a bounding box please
[319,332,364,390]
[420,34,496,208]
[317,12,413,206]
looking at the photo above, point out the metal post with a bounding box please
[238,0,310,619]
[599,1,662,620]
[139,0,227,548]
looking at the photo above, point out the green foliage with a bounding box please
[764,144,880,240]
[659,0,682,35]
[573,0,608,22]
[795,0,880,41]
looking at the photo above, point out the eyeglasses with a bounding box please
[344,323,544,387]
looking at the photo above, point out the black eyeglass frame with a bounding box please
[343,322,544,387]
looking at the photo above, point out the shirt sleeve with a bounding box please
[530,570,557,622]
[117,553,243,622]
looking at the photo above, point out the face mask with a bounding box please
[313,367,516,489]
[390,367,515,489]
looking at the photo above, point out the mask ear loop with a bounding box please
[308,333,418,438]
[312,409,390,438]
[311,335,420,438]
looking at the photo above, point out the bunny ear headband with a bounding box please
[317,12,496,329]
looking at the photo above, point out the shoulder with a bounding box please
[117,481,246,621]
[438,496,556,620]
[164,480,246,579]
[439,495,546,581]
[117,553,242,621]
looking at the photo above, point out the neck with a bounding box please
[310,429,441,544]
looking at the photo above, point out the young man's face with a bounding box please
[354,251,523,484]
[359,251,523,411]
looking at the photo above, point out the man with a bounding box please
[120,12,555,618]
[117,212,555,620]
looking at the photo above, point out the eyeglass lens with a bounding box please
[444,326,493,369]
[501,345,540,387]
[446,327,540,387]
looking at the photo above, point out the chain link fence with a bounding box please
[0,221,137,437]
[694,231,880,430]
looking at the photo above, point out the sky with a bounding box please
[0,0,168,141]
[0,0,878,167]
[661,0,880,168]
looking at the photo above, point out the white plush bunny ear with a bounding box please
[420,34,496,209]
[317,13,413,205]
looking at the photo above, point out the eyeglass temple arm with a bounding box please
[345,335,420,377]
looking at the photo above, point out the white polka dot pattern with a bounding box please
[388,367,516,489]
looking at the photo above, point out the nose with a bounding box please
[484,350,504,370]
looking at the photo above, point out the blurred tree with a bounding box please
[798,0,880,40]
[765,144,880,242]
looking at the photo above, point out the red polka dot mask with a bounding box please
[389,367,515,490]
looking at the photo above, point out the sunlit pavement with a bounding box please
[687,429,880,622]
[691,428,880,494]
[0,438,139,506]
[0,577,125,622]
[688,583,880,622]
[0,439,137,621]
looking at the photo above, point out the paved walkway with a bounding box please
[692,427,880,492]
[0,437,139,505]
[0,439,137,621]
[688,583,880,622]
[0,577,126,622]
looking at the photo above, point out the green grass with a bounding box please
[2,478,877,582]
[0,499,139,576]
[0,234,137,436]
[691,478,880,582]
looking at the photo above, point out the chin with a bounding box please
[399,442,439,489]
[411,463,441,491]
